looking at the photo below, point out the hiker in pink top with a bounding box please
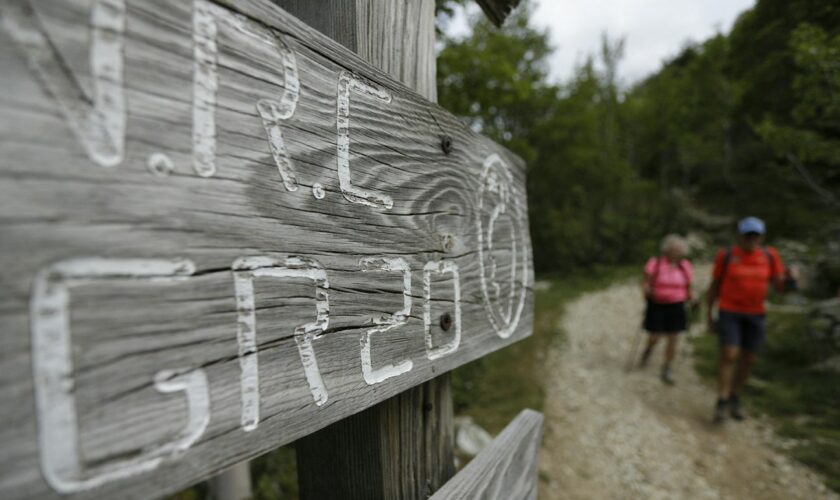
[639,234,694,384]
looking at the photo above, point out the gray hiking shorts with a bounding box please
[717,309,766,353]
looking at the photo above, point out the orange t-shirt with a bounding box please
[712,246,785,314]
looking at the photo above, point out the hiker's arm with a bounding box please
[772,275,786,293]
[641,258,655,298]
[641,274,652,298]
[771,249,795,293]
[705,279,720,330]
[685,262,695,301]
[707,249,726,331]
[776,264,800,293]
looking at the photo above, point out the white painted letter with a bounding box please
[359,257,413,385]
[256,35,300,192]
[1,0,126,167]
[30,258,209,493]
[233,256,330,431]
[192,0,218,177]
[336,71,393,209]
[477,154,530,339]
[423,260,462,360]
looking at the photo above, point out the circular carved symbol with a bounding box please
[476,154,530,339]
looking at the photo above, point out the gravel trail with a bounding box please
[538,268,837,499]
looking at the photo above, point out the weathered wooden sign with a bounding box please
[0,0,533,498]
[430,410,543,500]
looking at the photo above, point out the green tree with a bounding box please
[437,3,672,273]
[756,23,840,209]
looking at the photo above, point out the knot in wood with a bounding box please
[440,135,453,155]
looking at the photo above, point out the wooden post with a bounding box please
[280,1,455,498]
[209,462,253,500]
[296,374,454,499]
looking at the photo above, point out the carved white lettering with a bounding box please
[255,34,300,192]
[477,154,530,339]
[192,0,218,177]
[147,152,174,177]
[1,0,126,167]
[359,257,413,385]
[336,71,394,209]
[233,256,330,431]
[30,258,208,493]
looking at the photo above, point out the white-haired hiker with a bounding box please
[640,234,694,384]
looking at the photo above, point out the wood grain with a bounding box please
[297,373,455,500]
[429,409,543,500]
[0,0,533,498]
[289,3,454,500]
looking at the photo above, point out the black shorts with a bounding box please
[644,300,687,333]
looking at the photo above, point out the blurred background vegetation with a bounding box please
[437,0,839,276]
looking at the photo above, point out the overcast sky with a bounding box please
[444,0,756,85]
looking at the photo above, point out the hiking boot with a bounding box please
[713,398,727,424]
[729,395,746,421]
[661,365,675,385]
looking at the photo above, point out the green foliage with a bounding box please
[251,446,299,500]
[437,0,839,275]
[438,4,675,274]
[755,23,840,209]
[634,0,840,236]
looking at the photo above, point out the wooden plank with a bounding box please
[429,409,543,500]
[289,2,454,499]
[297,374,455,500]
[0,1,534,499]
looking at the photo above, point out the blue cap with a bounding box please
[738,216,765,235]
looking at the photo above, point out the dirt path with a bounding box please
[539,268,837,500]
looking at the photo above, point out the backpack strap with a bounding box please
[650,256,663,287]
[677,259,691,294]
[714,248,733,296]
[719,247,775,286]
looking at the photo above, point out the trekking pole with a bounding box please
[625,322,645,372]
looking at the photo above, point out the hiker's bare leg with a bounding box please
[732,351,758,395]
[664,334,678,366]
[717,345,740,398]
[640,334,660,365]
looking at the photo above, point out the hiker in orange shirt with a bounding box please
[706,217,798,423]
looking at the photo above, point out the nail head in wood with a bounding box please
[440,312,453,331]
